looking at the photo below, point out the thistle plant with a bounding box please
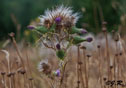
[28,5,92,87]
[28,5,92,61]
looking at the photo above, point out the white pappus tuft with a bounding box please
[39,5,80,27]
[38,59,48,72]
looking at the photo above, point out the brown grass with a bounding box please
[0,32,126,88]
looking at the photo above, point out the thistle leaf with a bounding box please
[72,36,86,44]
[49,24,56,32]
[36,26,49,34]
[70,26,80,34]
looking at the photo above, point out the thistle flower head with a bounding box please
[39,5,80,29]
[53,69,60,77]
[56,69,60,76]
[38,59,51,75]
[38,59,48,72]
[28,5,91,61]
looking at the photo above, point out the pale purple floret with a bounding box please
[56,69,60,77]
[55,17,61,23]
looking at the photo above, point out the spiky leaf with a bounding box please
[36,26,48,34]
[72,36,86,44]
[49,24,56,32]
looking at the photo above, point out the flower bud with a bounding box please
[55,69,60,77]
[86,37,93,42]
[80,29,87,34]
[27,25,36,30]
[56,43,61,50]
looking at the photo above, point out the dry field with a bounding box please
[0,31,126,88]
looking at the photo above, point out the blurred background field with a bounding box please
[0,0,126,42]
[0,0,126,88]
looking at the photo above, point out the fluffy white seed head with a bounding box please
[38,59,48,72]
[39,5,80,28]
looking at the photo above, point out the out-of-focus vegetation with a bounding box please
[1,0,126,88]
[0,0,126,40]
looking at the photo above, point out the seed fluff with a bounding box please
[39,5,80,29]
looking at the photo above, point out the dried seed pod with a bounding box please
[77,81,80,84]
[38,59,52,75]
[17,69,22,73]
[29,77,33,80]
[78,61,83,65]
[115,53,118,56]
[103,77,107,81]
[1,72,6,75]
[110,66,113,69]
[102,22,107,32]
[119,52,123,56]
[87,54,91,58]
[42,63,51,75]
[20,70,26,75]
[97,45,100,48]
[80,46,86,50]
[7,73,12,77]
[11,72,16,76]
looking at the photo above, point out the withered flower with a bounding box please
[38,59,52,75]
